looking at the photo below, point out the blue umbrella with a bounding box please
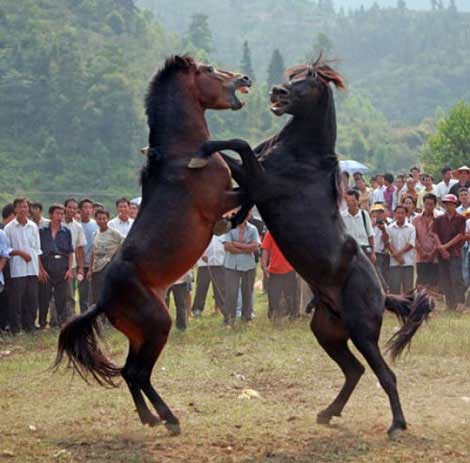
[339,160,369,174]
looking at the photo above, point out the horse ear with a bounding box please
[174,55,188,67]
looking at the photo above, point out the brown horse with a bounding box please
[54,56,251,435]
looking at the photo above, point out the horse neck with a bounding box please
[148,78,210,157]
[284,88,337,156]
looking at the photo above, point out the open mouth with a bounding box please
[270,98,289,115]
[230,80,252,110]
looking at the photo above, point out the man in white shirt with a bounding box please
[436,166,458,207]
[4,198,42,334]
[370,174,385,205]
[192,235,226,317]
[417,174,438,210]
[63,198,87,318]
[386,205,416,294]
[341,190,376,263]
[108,197,134,237]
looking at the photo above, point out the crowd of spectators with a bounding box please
[1,163,469,336]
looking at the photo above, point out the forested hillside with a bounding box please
[1,0,469,203]
[0,0,173,204]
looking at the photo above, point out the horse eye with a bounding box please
[206,66,214,73]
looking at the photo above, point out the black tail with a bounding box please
[384,289,435,361]
[53,304,121,387]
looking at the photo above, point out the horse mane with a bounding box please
[145,55,196,130]
[285,54,346,91]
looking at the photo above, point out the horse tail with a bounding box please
[53,303,121,387]
[384,289,435,361]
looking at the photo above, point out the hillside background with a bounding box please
[1,0,469,204]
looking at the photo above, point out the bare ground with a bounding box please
[1,295,469,463]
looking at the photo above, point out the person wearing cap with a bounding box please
[413,193,439,291]
[370,203,391,291]
[432,194,466,310]
[129,198,141,220]
[449,166,470,198]
[386,205,416,294]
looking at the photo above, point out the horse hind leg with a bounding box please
[350,325,407,438]
[311,306,365,424]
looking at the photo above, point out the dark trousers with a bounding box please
[375,253,390,292]
[388,266,414,294]
[78,267,90,314]
[191,266,225,313]
[223,268,256,323]
[39,271,68,327]
[0,265,11,330]
[267,271,298,318]
[91,264,109,305]
[66,272,77,318]
[438,256,465,310]
[166,283,187,330]
[8,276,38,333]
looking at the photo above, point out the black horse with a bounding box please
[190,58,434,438]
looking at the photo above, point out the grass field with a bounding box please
[1,290,469,463]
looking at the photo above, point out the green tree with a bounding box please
[240,41,255,81]
[186,13,213,54]
[421,101,470,176]
[267,49,285,88]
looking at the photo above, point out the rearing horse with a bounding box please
[54,56,251,435]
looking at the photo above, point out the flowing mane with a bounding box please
[145,55,196,130]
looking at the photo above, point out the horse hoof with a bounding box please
[387,425,406,441]
[188,158,208,169]
[165,422,181,436]
[213,219,232,236]
[316,412,332,425]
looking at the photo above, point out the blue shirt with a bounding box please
[81,219,98,267]
[222,223,261,271]
[39,224,73,258]
[0,229,12,285]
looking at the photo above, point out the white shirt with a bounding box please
[436,179,458,200]
[341,209,374,247]
[387,222,416,267]
[198,235,225,267]
[370,187,385,205]
[108,216,134,237]
[64,219,87,269]
[4,218,42,278]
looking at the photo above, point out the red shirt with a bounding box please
[261,232,293,274]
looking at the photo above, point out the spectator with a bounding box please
[4,198,42,334]
[386,205,416,294]
[129,198,141,220]
[401,177,418,204]
[63,198,86,318]
[166,271,192,331]
[436,166,458,207]
[383,173,396,212]
[30,202,50,228]
[392,174,406,210]
[261,231,298,319]
[371,174,385,205]
[222,216,260,325]
[109,197,134,237]
[191,235,226,317]
[0,204,15,331]
[370,204,391,291]
[432,194,466,310]
[0,228,11,331]
[417,174,437,210]
[88,209,124,305]
[342,190,376,263]
[403,196,418,223]
[409,166,424,192]
[449,166,470,198]
[38,204,73,329]
[456,189,470,214]
[413,193,439,291]
[78,198,98,314]
[92,202,104,215]
[356,177,371,212]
